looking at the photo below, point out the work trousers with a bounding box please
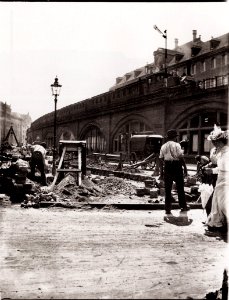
[30,151,47,186]
[164,160,187,212]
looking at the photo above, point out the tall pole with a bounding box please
[164,29,167,86]
[53,96,57,175]
[51,76,61,176]
[154,25,167,86]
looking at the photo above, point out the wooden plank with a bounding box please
[78,148,82,186]
[48,146,67,191]
[57,169,80,172]
[59,140,86,146]
[64,147,80,152]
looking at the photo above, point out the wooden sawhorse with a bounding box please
[51,140,86,187]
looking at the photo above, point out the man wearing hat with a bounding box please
[159,129,190,214]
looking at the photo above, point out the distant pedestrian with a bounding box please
[159,129,190,215]
[30,141,47,186]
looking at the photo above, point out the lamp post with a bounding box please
[51,76,62,175]
[154,25,167,85]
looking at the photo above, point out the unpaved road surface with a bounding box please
[0,205,228,299]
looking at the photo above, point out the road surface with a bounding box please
[0,204,228,299]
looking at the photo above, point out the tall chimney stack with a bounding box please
[193,30,197,41]
[175,38,178,48]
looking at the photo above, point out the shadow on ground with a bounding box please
[163,211,193,226]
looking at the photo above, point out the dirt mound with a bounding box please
[98,176,136,196]
[53,174,136,199]
[21,174,138,209]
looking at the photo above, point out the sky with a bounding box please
[0,1,228,121]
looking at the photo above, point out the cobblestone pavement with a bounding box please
[0,205,228,299]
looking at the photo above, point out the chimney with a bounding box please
[175,38,178,48]
[193,30,197,41]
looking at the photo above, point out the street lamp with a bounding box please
[154,25,167,84]
[51,76,62,175]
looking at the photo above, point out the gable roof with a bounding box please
[110,31,229,89]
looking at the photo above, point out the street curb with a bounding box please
[39,201,202,210]
[87,203,202,210]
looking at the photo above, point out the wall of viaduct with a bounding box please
[28,77,228,158]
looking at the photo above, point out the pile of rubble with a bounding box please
[54,174,105,200]
[0,157,38,202]
[19,172,201,209]
[0,151,201,209]
[94,175,136,195]
[135,175,200,203]
[20,174,138,209]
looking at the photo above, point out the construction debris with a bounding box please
[0,144,201,210]
[20,174,138,209]
[18,171,202,209]
[0,194,11,207]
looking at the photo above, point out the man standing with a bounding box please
[159,129,190,214]
[30,141,47,186]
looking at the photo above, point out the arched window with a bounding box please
[83,126,106,154]
[113,120,150,153]
[178,111,227,155]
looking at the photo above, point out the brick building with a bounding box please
[0,101,32,146]
[28,30,228,161]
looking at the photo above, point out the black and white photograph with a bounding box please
[0,1,228,299]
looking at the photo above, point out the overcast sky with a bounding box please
[0,2,228,121]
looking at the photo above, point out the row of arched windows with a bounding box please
[41,110,227,159]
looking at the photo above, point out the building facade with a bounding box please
[0,101,32,146]
[27,30,228,162]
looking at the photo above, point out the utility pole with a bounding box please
[154,25,168,86]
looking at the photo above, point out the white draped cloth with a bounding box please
[207,145,229,228]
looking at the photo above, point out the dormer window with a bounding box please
[125,73,131,81]
[210,38,220,50]
[134,70,141,78]
[191,44,201,56]
[175,53,184,62]
[145,65,150,74]
[116,77,123,85]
